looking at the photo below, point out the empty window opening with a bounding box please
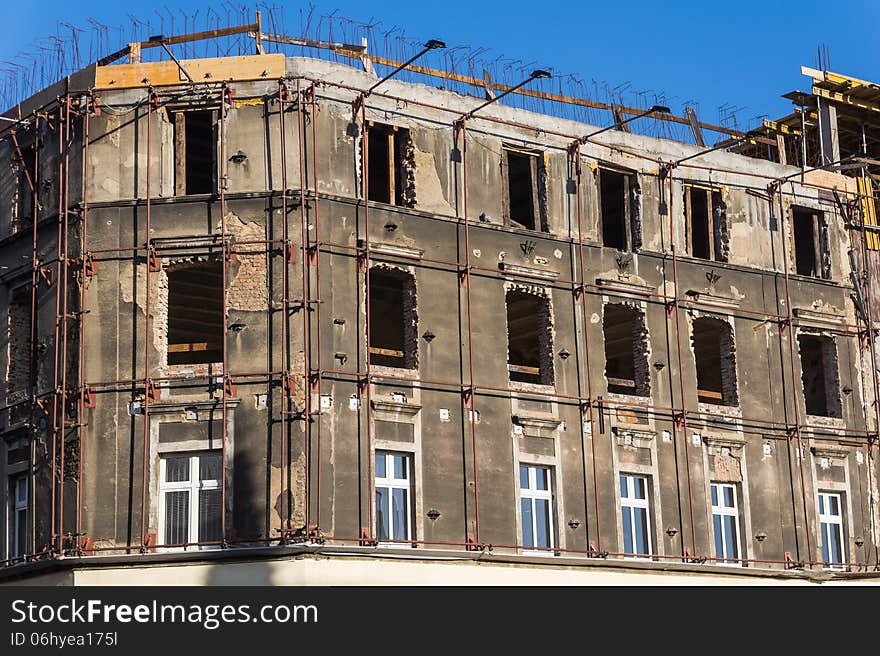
[167,262,224,365]
[506,290,553,385]
[792,206,829,278]
[366,123,414,207]
[503,147,547,232]
[599,168,640,250]
[6,290,32,399]
[15,144,36,223]
[797,334,841,418]
[684,185,726,261]
[692,317,738,406]
[603,303,650,396]
[369,267,418,369]
[174,110,216,195]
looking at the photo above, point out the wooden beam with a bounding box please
[685,106,706,146]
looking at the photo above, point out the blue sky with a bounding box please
[2,0,878,129]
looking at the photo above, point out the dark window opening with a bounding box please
[603,303,650,396]
[599,168,638,250]
[167,263,224,365]
[506,290,553,385]
[16,144,36,223]
[792,206,828,278]
[692,317,738,406]
[369,267,418,369]
[503,147,547,232]
[174,110,216,195]
[798,334,841,418]
[685,186,725,261]
[366,123,413,207]
[6,289,32,399]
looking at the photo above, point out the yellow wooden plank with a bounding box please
[858,177,879,250]
[95,53,285,90]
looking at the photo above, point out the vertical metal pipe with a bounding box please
[774,184,814,563]
[58,92,72,552]
[665,165,699,558]
[360,99,375,539]
[77,95,91,540]
[278,80,289,537]
[28,117,42,559]
[139,91,153,550]
[220,85,229,544]
[459,120,481,544]
[310,84,323,532]
[571,146,602,551]
[50,101,65,553]
[296,79,311,533]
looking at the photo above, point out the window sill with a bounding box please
[369,364,419,380]
[805,414,845,428]
[508,381,556,395]
[697,402,741,417]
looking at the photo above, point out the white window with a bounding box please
[818,491,845,569]
[8,475,27,559]
[711,483,741,565]
[158,452,222,549]
[375,451,412,543]
[620,473,652,558]
[519,464,554,551]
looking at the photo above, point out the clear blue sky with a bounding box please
[2,0,878,129]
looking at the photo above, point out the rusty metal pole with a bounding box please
[220,84,230,546]
[360,97,375,541]
[76,94,91,543]
[58,91,72,554]
[309,84,323,534]
[665,164,699,559]
[278,80,289,539]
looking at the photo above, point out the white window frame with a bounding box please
[710,482,742,566]
[620,473,652,559]
[818,491,845,570]
[8,474,27,560]
[519,464,555,553]
[374,451,413,544]
[157,452,222,550]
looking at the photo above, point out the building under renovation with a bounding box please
[2,14,880,584]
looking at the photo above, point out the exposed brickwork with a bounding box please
[6,291,32,399]
[225,213,269,312]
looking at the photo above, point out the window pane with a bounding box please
[392,487,409,540]
[520,465,529,490]
[535,468,548,491]
[521,499,534,548]
[164,491,189,545]
[393,454,406,480]
[829,495,839,517]
[199,453,222,482]
[14,509,26,557]
[818,495,825,515]
[376,487,389,541]
[821,522,831,563]
[713,514,724,560]
[634,507,649,555]
[535,499,551,549]
[723,515,738,560]
[633,477,646,500]
[622,507,633,554]
[375,453,386,479]
[165,456,190,483]
[828,524,842,564]
[619,475,627,498]
[723,486,735,508]
[198,489,222,543]
[15,477,27,504]
[711,484,718,507]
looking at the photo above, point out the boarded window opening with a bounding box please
[167,263,224,365]
[599,168,640,250]
[692,317,738,406]
[792,206,829,278]
[603,303,650,396]
[684,185,726,261]
[503,147,547,232]
[369,267,418,369]
[366,123,414,207]
[174,110,216,195]
[506,290,553,385]
[797,334,841,418]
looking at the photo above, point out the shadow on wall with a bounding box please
[203,558,277,586]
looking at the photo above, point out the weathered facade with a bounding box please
[1,35,880,583]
